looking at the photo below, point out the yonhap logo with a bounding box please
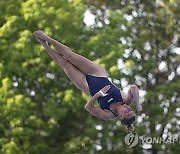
[140,136,180,144]
[124,132,139,148]
[124,133,179,148]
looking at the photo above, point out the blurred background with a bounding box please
[0,0,179,153]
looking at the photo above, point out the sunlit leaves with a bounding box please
[21,0,45,21]
[0,16,18,37]
[0,0,179,153]
[1,140,20,154]
[125,59,134,69]
[2,77,12,90]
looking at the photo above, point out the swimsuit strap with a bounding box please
[109,109,118,117]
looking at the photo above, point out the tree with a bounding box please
[0,0,179,153]
[84,0,180,153]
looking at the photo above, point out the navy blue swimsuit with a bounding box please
[86,75,123,117]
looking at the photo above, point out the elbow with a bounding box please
[84,105,89,111]
[130,84,138,91]
[102,116,110,121]
[103,118,108,121]
[131,84,137,88]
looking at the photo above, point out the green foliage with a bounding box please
[0,0,179,153]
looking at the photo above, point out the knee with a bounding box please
[99,66,106,74]
[130,85,138,92]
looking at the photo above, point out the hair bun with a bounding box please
[126,124,135,133]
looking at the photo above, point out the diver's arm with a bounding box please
[130,85,142,112]
[84,85,113,120]
[84,92,101,111]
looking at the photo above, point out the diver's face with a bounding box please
[119,104,135,120]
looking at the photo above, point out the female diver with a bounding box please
[33,30,142,132]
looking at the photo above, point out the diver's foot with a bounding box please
[35,36,48,46]
[33,30,50,41]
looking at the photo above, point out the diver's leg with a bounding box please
[123,85,142,112]
[38,38,90,95]
[34,30,107,77]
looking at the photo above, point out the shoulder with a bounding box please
[88,107,116,120]
[103,109,118,120]
[120,91,128,103]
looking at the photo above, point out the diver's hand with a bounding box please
[98,85,110,97]
[136,104,142,112]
